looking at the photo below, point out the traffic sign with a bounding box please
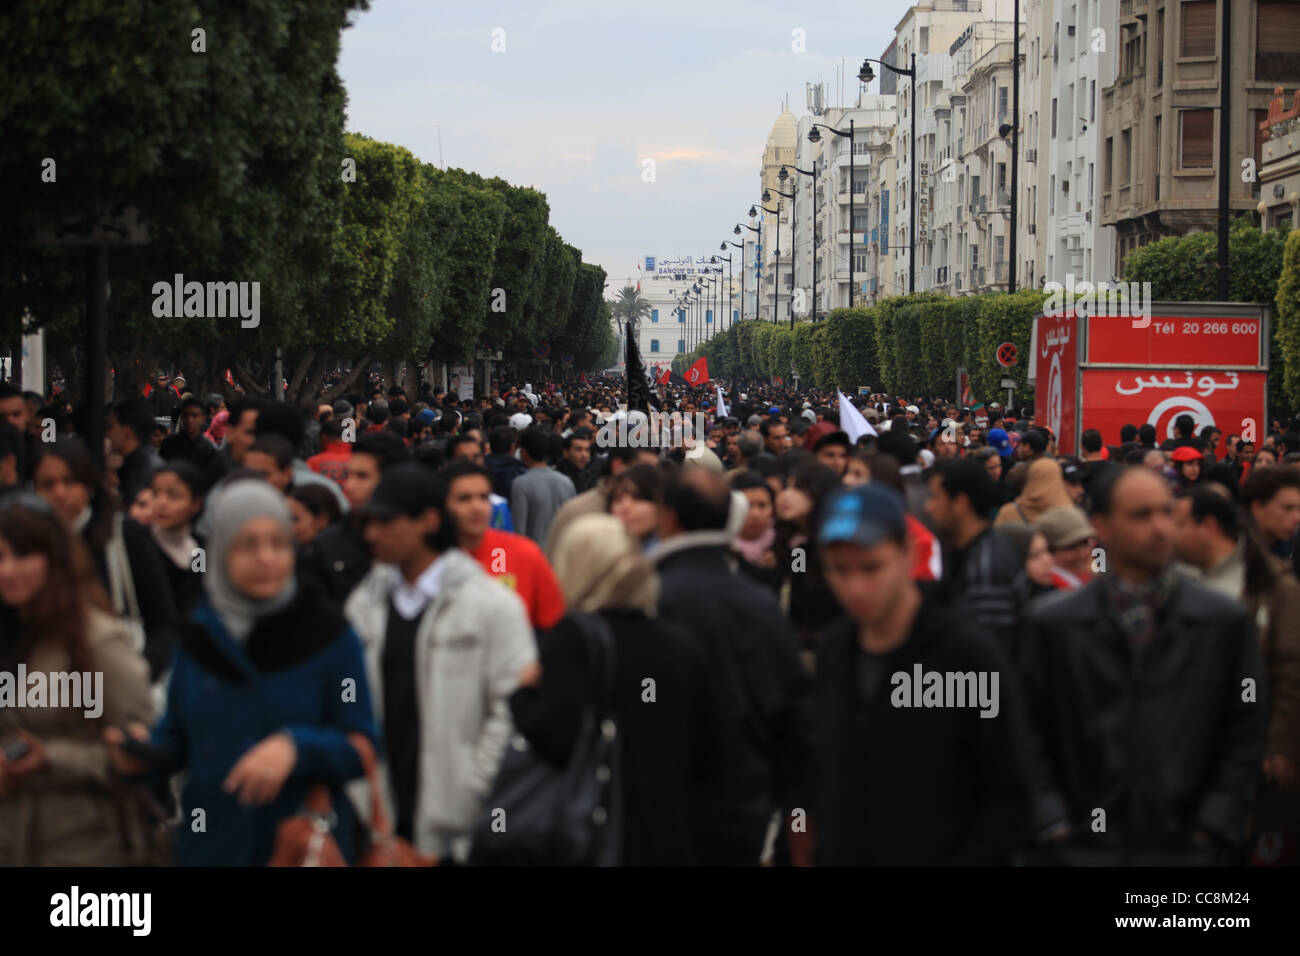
[1000,378,1017,389]
[997,342,1018,368]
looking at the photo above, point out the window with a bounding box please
[677,339,685,353]
[852,212,869,231]
[1050,174,1056,214]
[1257,2,1300,82]
[854,251,868,271]
[1051,98,1058,137]
[650,308,659,323]
[1088,162,1094,205]
[1180,1,1215,57]
[1180,109,1214,168]
[998,87,1008,122]
[706,310,713,324]
[971,244,980,270]
[677,310,685,323]
[650,339,660,353]
[1104,137,1114,189]
[1089,81,1096,122]
[1121,129,1132,183]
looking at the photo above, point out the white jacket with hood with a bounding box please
[344,549,537,862]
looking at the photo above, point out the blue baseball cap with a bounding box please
[817,484,906,550]
[987,427,1014,458]
[414,408,436,427]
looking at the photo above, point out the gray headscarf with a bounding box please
[204,481,298,643]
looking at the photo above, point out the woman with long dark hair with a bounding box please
[31,440,181,683]
[0,494,153,865]
[773,461,843,664]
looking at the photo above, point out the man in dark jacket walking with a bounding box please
[814,483,1032,865]
[1019,466,1266,865]
[925,458,1025,646]
[650,468,814,865]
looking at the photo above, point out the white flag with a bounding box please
[715,383,728,419]
[838,389,877,445]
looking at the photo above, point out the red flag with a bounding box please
[658,367,671,385]
[686,356,709,386]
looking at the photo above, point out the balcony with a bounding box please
[1120,0,1147,20]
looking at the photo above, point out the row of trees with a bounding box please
[0,0,614,404]
[675,219,1299,412]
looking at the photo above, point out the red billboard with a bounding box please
[1034,310,1078,454]
[1087,314,1264,367]
[1080,368,1267,448]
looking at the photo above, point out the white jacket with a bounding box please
[344,549,537,862]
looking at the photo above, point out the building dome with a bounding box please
[767,107,797,150]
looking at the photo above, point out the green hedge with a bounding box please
[1278,229,1300,410]
[677,290,1049,403]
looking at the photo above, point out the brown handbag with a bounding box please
[269,732,436,867]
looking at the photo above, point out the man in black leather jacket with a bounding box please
[925,458,1026,647]
[1018,466,1266,865]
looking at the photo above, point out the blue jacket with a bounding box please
[151,577,377,866]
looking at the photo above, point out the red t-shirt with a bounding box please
[471,528,566,631]
[307,441,352,485]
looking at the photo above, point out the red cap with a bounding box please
[1171,445,1203,463]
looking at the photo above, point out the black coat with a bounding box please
[814,598,1032,865]
[509,611,724,865]
[941,526,1026,648]
[1018,577,1267,864]
[159,431,217,470]
[299,517,371,608]
[653,537,814,865]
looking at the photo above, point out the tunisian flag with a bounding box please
[685,356,709,386]
[658,367,671,385]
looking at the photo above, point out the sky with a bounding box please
[338,0,913,295]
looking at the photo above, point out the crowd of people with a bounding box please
[0,369,1299,866]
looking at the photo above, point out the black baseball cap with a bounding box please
[817,484,906,549]
[360,463,443,519]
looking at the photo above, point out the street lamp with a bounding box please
[786,164,819,320]
[859,54,916,293]
[809,119,859,308]
[699,274,716,347]
[758,196,782,324]
[769,179,797,327]
[736,221,761,319]
[719,242,740,329]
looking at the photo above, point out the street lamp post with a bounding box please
[719,244,738,329]
[770,180,796,327]
[809,119,858,308]
[786,164,819,319]
[755,201,781,323]
[735,222,760,319]
[859,54,916,293]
